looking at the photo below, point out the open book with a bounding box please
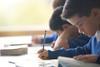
[58,56,100,67]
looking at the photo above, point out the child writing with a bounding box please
[38,0,100,64]
[49,6,90,50]
[39,5,100,63]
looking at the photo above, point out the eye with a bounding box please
[75,19,84,27]
[78,22,83,27]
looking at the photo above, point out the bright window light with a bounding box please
[0,0,53,31]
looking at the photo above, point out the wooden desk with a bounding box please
[0,30,52,36]
[0,25,52,36]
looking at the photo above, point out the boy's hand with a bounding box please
[37,49,44,54]
[73,55,98,63]
[38,49,49,60]
[32,36,41,44]
[51,41,55,48]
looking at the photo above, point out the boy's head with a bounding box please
[62,0,100,36]
[49,6,71,35]
[52,0,66,9]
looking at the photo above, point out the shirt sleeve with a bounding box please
[41,32,58,43]
[48,38,92,59]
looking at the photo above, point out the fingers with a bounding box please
[38,50,48,60]
[73,55,84,60]
[39,53,47,60]
[38,49,47,54]
[51,42,55,48]
[73,55,97,63]
[32,37,41,44]
[37,49,44,54]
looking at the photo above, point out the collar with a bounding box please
[95,31,100,41]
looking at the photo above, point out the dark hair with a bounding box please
[62,0,100,18]
[49,6,71,31]
[52,0,66,9]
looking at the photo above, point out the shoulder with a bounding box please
[78,33,90,39]
[70,33,90,42]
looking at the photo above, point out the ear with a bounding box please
[91,8,100,17]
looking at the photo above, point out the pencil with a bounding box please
[43,30,46,50]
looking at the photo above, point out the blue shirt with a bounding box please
[41,32,58,44]
[68,33,90,48]
[48,34,100,64]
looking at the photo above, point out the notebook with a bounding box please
[0,45,28,56]
[58,56,100,67]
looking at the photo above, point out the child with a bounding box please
[38,0,100,64]
[49,6,90,50]
[61,0,100,63]
[39,5,96,62]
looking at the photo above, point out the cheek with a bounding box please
[84,24,96,35]
[78,24,90,34]
[83,23,92,32]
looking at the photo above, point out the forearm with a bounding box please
[48,46,91,59]
[53,34,69,50]
[48,48,76,59]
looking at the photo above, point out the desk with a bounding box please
[0,25,52,36]
[0,45,58,67]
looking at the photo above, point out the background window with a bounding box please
[0,0,53,32]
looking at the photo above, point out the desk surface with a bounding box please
[0,45,58,67]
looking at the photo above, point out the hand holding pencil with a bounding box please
[38,30,49,60]
[38,49,49,60]
[38,30,46,53]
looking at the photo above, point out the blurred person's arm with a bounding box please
[41,32,58,44]
[32,32,58,44]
